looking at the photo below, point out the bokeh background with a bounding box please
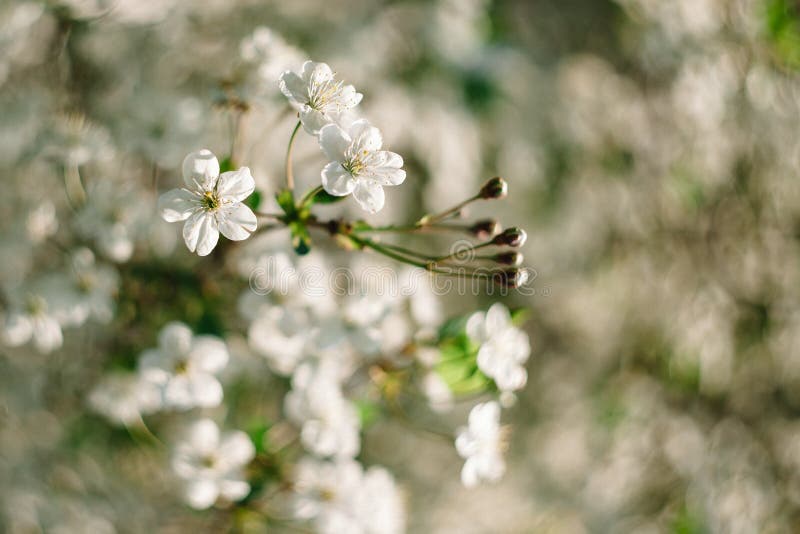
[3,0,800,532]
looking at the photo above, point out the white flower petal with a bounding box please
[159,322,193,356]
[348,119,382,152]
[217,203,257,242]
[163,375,194,409]
[218,479,250,502]
[319,123,351,162]
[485,303,511,332]
[2,312,33,346]
[191,335,229,373]
[461,458,480,488]
[465,312,486,342]
[494,364,527,392]
[218,432,256,466]
[216,168,255,202]
[304,61,333,85]
[185,480,219,509]
[352,180,385,213]
[182,149,220,191]
[299,106,330,135]
[321,162,356,196]
[32,315,62,353]
[365,166,406,187]
[189,374,224,407]
[158,189,198,222]
[187,418,221,452]
[279,70,308,104]
[138,348,171,384]
[469,401,500,430]
[183,211,219,256]
[338,84,363,108]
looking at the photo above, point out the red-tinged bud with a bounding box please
[478,176,508,199]
[492,268,529,288]
[494,251,523,267]
[468,219,501,239]
[491,227,527,247]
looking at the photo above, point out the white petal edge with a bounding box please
[353,180,385,213]
[217,203,257,241]
[216,167,255,202]
[321,162,356,196]
[319,123,351,162]
[183,211,219,256]
[159,188,198,222]
[182,149,220,191]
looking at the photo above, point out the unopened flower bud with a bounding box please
[491,227,527,247]
[492,268,529,288]
[469,219,501,239]
[478,176,508,199]
[494,251,523,266]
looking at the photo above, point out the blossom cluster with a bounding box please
[5,0,799,532]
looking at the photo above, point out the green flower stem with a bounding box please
[431,240,495,264]
[354,223,465,234]
[373,241,438,261]
[299,185,324,208]
[284,120,302,192]
[347,234,487,278]
[417,194,480,226]
[64,163,86,209]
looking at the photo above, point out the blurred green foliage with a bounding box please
[767,0,800,68]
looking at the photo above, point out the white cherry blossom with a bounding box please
[466,303,531,392]
[158,149,257,257]
[0,276,88,353]
[455,401,507,487]
[318,119,406,213]
[1,293,63,354]
[138,322,229,410]
[240,27,304,89]
[67,248,119,324]
[293,457,405,534]
[279,60,362,134]
[74,175,150,263]
[285,360,361,459]
[87,372,161,426]
[171,418,255,510]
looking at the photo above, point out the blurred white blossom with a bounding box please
[455,401,507,487]
[293,457,405,534]
[466,303,531,392]
[171,418,255,509]
[138,322,229,410]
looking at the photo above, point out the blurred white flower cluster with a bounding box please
[5,0,800,531]
[0,2,535,527]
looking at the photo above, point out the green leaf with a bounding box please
[435,359,475,388]
[354,399,381,428]
[438,315,469,341]
[671,506,707,534]
[438,336,476,362]
[244,190,262,211]
[510,307,530,326]
[289,220,311,255]
[450,368,491,395]
[219,157,234,174]
[246,421,270,454]
[766,0,800,69]
[309,189,346,205]
[276,189,295,216]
